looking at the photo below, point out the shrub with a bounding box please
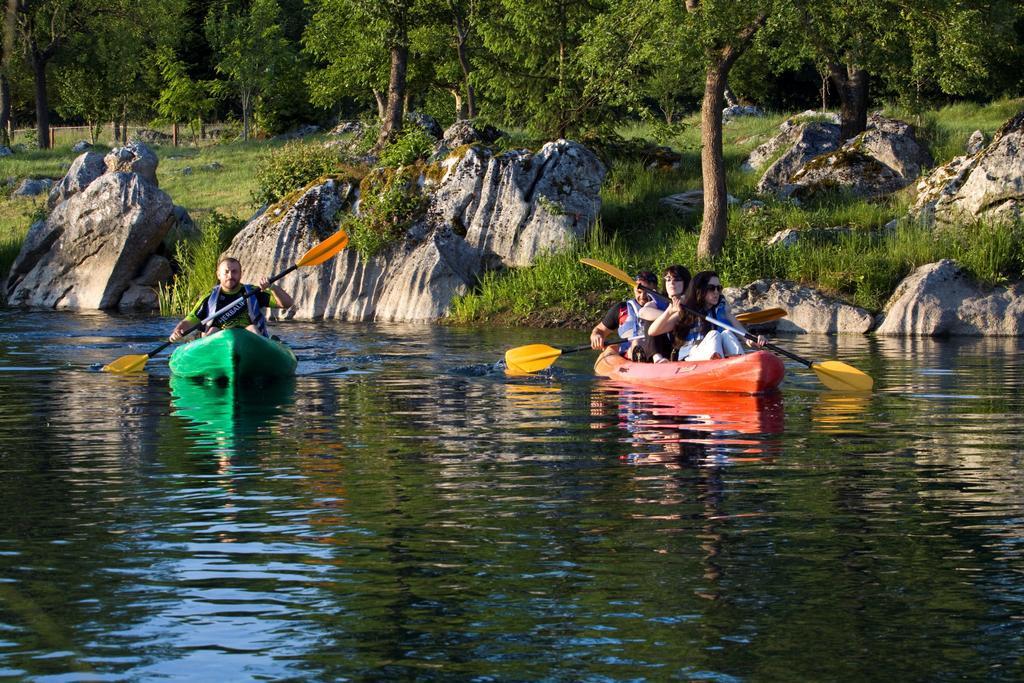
[345,169,429,260]
[378,126,437,167]
[252,141,341,206]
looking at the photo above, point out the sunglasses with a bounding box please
[706,284,723,292]
[665,277,686,282]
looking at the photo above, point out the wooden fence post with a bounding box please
[49,127,55,149]
[172,122,178,147]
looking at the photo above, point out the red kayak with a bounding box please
[595,349,785,394]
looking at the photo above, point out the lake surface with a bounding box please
[1,310,1022,681]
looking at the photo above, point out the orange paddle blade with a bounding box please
[102,354,150,373]
[298,229,349,267]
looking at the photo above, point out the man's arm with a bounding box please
[259,279,294,309]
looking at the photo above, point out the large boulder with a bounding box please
[48,152,106,208]
[5,142,175,310]
[755,113,930,199]
[911,110,1024,226]
[728,279,875,334]
[754,122,841,194]
[875,260,1024,336]
[227,140,606,321]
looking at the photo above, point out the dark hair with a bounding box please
[682,270,721,335]
[217,256,241,269]
[635,270,657,284]
[663,264,691,290]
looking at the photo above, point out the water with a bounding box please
[1,309,1023,680]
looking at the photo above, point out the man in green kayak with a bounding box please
[169,257,294,342]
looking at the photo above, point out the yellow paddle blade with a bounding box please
[580,258,634,288]
[102,354,150,373]
[297,229,349,267]
[504,344,563,374]
[736,307,788,325]
[812,360,874,391]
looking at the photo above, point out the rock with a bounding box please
[227,139,606,321]
[755,121,841,193]
[48,152,106,209]
[723,104,765,121]
[117,284,159,313]
[754,114,929,200]
[133,129,172,145]
[0,146,12,157]
[271,124,320,141]
[165,205,199,249]
[105,142,159,186]
[729,279,875,334]
[441,120,505,148]
[329,121,364,137]
[911,110,1024,226]
[659,190,739,217]
[12,178,53,198]
[875,259,1024,336]
[5,149,175,310]
[406,111,442,139]
[966,130,986,155]
[741,199,766,213]
[430,140,606,267]
[181,167,193,175]
[767,225,853,248]
[202,162,223,172]
[71,140,92,153]
[132,254,173,287]
[784,147,907,200]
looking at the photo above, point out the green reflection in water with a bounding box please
[169,375,296,456]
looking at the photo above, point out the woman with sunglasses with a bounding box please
[649,270,765,361]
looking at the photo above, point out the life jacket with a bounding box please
[616,299,645,345]
[206,284,269,337]
[684,301,728,344]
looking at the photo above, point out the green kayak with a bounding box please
[168,328,297,383]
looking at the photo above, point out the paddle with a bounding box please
[674,300,872,391]
[505,339,624,374]
[103,228,350,373]
[578,257,787,326]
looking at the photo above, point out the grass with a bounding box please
[2,97,1023,321]
[449,98,1024,324]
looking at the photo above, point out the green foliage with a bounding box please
[378,126,437,166]
[252,142,343,206]
[158,211,246,316]
[205,0,296,140]
[345,169,428,259]
[155,49,216,145]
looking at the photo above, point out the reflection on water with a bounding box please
[1,316,1024,680]
[170,375,296,456]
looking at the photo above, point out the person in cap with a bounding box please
[589,270,669,360]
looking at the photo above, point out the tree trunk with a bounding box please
[829,63,869,141]
[31,52,50,149]
[694,16,767,260]
[697,62,729,261]
[113,120,120,143]
[376,43,408,148]
[372,89,386,122]
[454,26,475,118]
[0,75,10,147]
[450,88,465,120]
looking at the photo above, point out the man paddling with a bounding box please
[169,257,294,342]
[589,270,668,361]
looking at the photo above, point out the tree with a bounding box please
[155,49,215,145]
[6,0,91,148]
[55,0,184,144]
[476,0,606,138]
[205,0,294,141]
[683,1,776,260]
